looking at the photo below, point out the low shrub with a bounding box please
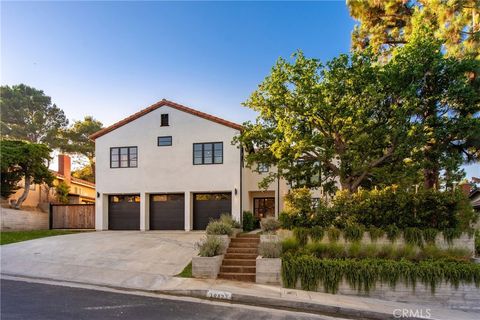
[261,217,281,234]
[196,236,225,257]
[422,228,438,245]
[368,226,385,242]
[343,223,364,242]
[281,254,480,294]
[327,226,341,242]
[403,227,423,247]
[242,211,258,232]
[293,227,309,246]
[476,230,480,256]
[258,241,282,258]
[219,213,241,229]
[385,225,400,243]
[309,226,324,242]
[206,220,233,236]
[282,237,300,254]
[443,228,462,244]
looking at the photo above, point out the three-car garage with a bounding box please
[107,192,233,230]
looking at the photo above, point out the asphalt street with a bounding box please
[0,279,347,320]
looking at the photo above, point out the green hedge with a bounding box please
[281,254,480,294]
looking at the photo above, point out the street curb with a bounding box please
[0,273,449,320]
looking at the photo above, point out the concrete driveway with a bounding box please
[1,231,204,290]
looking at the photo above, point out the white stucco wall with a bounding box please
[95,105,242,230]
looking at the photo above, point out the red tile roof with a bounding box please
[89,99,243,140]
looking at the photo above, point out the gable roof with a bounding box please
[89,99,243,140]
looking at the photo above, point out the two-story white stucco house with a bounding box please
[91,99,323,231]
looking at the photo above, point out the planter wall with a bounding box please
[192,254,224,278]
[260,234,280,243]
[218,235,230,253]
[256,257,282,285]
[278,229,475,255]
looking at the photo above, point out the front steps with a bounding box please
[218,234,259,282]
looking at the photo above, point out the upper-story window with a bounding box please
[158,136,172,146]
[193,142,223,165]
[160,114,169,126]
[111,147,138,168]
[258,163,269,173]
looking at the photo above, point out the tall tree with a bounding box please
[0,140,54,208]
[61,116,103,178]
[0,84,69,148]
[235,50,410,193]
[347,0,480,59]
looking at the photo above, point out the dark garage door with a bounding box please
[150,194,185,230]
[108,195,140,230]
[193,193,232,230]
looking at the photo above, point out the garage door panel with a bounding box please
[150,194,185,230]
[109,195,140,230]
[193,193,232,230]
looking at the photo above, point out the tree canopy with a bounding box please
[236,30,480,193]
[347,0,480,59]
[0,84,68,148]
[0,140,54,208]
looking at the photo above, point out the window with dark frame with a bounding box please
[160,114,169,126]
[193,142,223,165]
[158,136,172,146]
[110,146,138,168]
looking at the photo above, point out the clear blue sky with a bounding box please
[1,1,478,178]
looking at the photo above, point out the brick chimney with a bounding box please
[458,181,471,197]
[58,154,71,182]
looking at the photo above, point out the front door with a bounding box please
[253,197,275,219]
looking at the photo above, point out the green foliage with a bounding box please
[423,228,439,245]
[282,254,480,294]
[177,262,192,278]
[304,242,470,262]
[72,165,94,183]
[385,225,401,243]
[0,140,54,207]
[0,230,87,245]
[219,213,241,229]
[279,188,316,228]
[282,237,301,254]
[309,226,324,242]
[205,220,233,236]
[403,228,424,247]
[196,236,225,257]
[258,242,282,258]
[327,227,341,242]
[343,223,365,242]
[293,227,309,246]
[55,181,70,204]
[443,228,463,245]
[367,226,385,242]
[475,230,480,256]
[260,217,280,234]
[242,211,258,232]
[0,84,68,148]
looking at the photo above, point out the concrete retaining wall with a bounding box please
[256,257,282,285]
[1,208,49,231]
[192,255,224,278]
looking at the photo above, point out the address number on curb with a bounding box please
[206,290,232,300]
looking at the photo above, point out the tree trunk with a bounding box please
[14,177,31,209]
[423,167,439,189]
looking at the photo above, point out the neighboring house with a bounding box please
[90,99,325,231]
[8,154,96,211]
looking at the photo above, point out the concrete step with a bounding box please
[222,259,256,266]
[229,242,259,248]
[231,237,260,243]
[220,265,256,273]
[226,247,258,254]
[218,272,256,282]
[237,234,260,238]
[224,253,258,260]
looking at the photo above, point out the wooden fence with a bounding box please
[50,204,95,229]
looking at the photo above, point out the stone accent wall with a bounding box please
[1,208,49,231]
